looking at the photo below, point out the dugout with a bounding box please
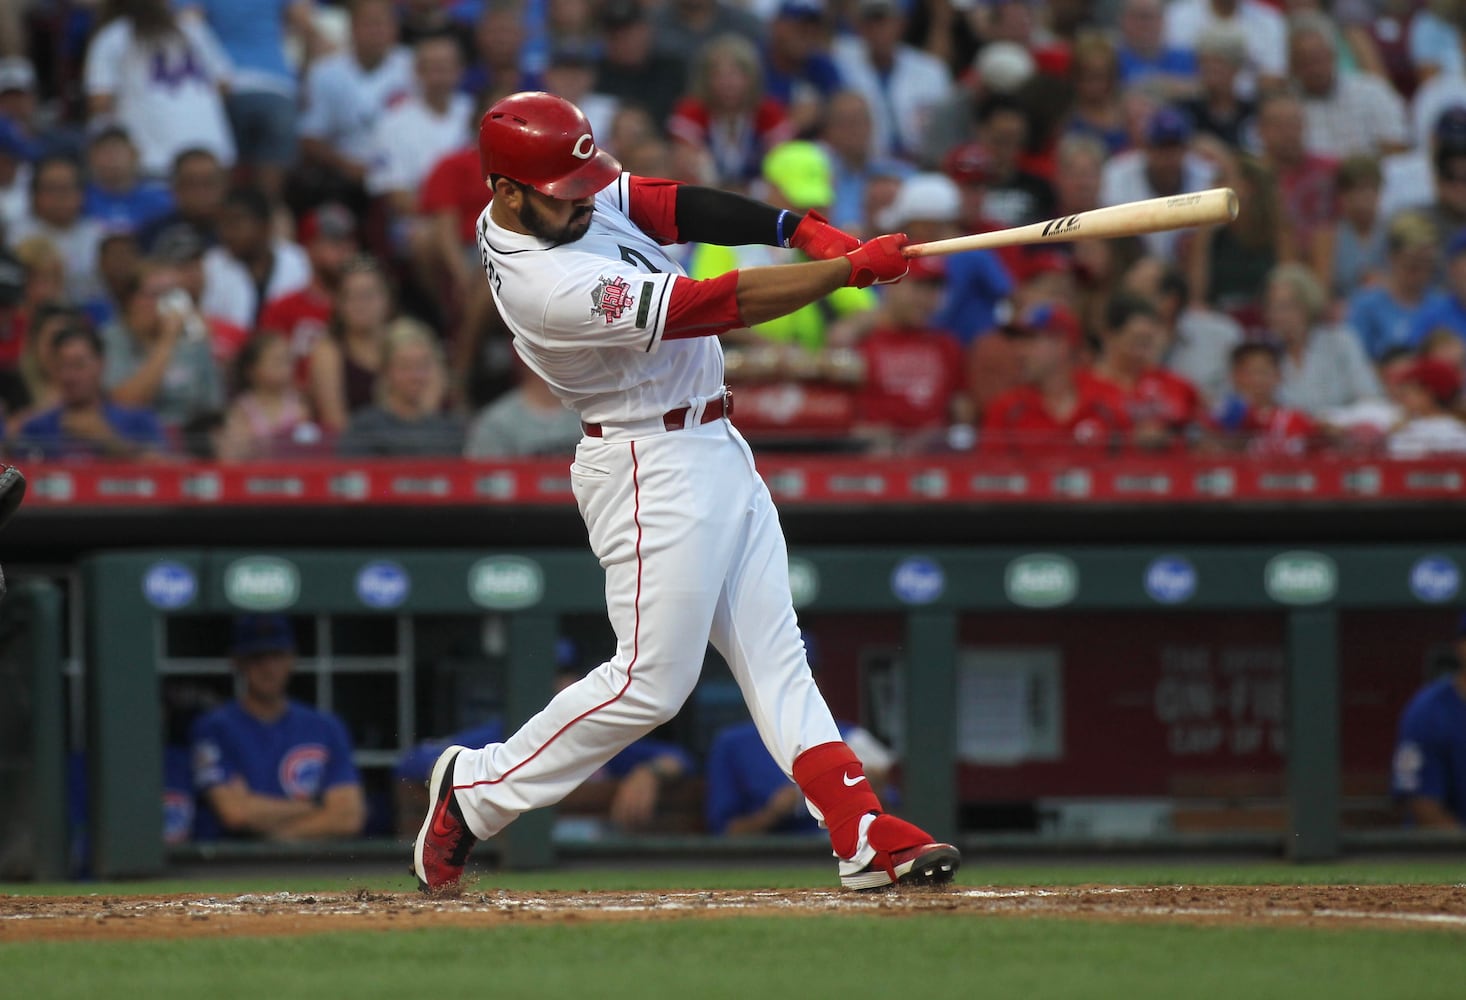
[45,543,1466,879]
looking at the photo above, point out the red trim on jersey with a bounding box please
[663,272,744,340]
[456,441,645,791]
[627,176,682,245]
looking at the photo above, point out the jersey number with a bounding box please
[618,246,662,273]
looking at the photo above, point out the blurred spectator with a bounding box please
[853,256,970,452]
[868,171,1012,348]
[0,114,37,235]
[464,364,581,458]
[101,262,223,430]
[1050,132,1105,223]
[762,0,842,136]
[400,0,475,51]
[652,0,763,62]
[260,203,359,373]
[148,221,248,367]
[1186,153,1292,321]
[830,0,953,163]
[85,228,143,329]
[296,0,414,209]
[1420,324,1466,372]
[1386,357,1466,457]
[137,148,227,254]
[920,40,1037,168]
[308,256,392,431]
[0,57,54,159]
[595,0,689,129]
[1089,292,1209,451]
[217,333,320,462]
[1264,262,1383,417]
[10,236,66,333]
[1327,154,1389,298]
[201,186,310,331]
[0,251,28,414]
[981,303,1129,456]
[1061,32,1130,156]
[11,156,105,302]
[462,0,538,98]
[184,0,322,202]
[968,94,1056,228]
[9,305,90,428]
[1407,229,1466,346]
[1254,91,1336,279]
[1290,11,1408,160]
[337,318,464,456]
[1121,256,1242,408]
[13,325,164,461]
[1391,612,1466,829]
[1163,0,1287,97]
[1100,105,1216,259]
[1178,25,1254,149]
[81,125,172,232]
[1409,0,1466,82]
[819,90,903,237]
[191,614,366,841]
[83,0,236,178]
[1380,105,1466,230]
[1213,341,1317,456]
[367,32,473,220]
[706,717,893,837]
[669,34,793,189]
[689,140,873,352]
[1115,0,1197,98]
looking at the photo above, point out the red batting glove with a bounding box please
[845,233,910,288]
[788,210,861,260]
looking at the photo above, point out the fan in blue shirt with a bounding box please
[1391,613,1466,829]
[190,614,367,840]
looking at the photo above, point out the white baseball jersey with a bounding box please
[475,173,725,425]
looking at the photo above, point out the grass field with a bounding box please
[3,860,1464,1000]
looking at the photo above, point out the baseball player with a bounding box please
[413,91,960,892]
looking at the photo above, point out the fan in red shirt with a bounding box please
[1214,340,1317,455]
[258,203,359,383]
[854,256,970,449]
[981,301,1130,456]
[1087,292,1209,451]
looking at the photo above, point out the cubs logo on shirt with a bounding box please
[278,744,329,800]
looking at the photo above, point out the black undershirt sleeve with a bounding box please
[674,185,804,248]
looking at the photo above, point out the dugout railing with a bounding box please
[65,544,1466,879]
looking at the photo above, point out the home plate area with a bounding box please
[3,884,1465,941]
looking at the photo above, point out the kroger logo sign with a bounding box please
[1144,556,1197,605]
[1264,552,1336,605]
[469,556,544,610]
[223,556,300,611]
[356,561,410,609]
[1005,554,1077,608]
[891,557,945,605]
[143,561,197,610]
[1409,555,1460,604]
[787,557,819,609]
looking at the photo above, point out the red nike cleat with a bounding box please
[838,813,961,891]
[412,746,477,892]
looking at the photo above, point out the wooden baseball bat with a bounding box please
[901,187,1239,258]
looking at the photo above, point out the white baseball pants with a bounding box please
[451,417,842,839]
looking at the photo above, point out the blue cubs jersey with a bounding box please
[1391,676,1466,824]
[190,700,360,839]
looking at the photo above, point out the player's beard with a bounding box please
[522,198,594,244]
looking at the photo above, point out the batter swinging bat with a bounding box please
[901,187,1239,258]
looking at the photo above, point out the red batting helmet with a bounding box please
[478,91,622,200]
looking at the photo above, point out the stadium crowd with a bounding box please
[2,0,1466,461]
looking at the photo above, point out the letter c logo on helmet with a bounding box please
[478,91,623,200]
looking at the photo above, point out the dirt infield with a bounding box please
[3,884,1465,941]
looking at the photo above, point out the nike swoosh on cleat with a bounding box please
[842,772,867,786]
